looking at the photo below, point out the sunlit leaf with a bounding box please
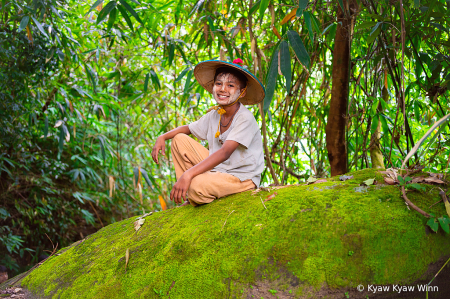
[85,0,104,16]
[30,16,48,38]
[263,47,278,113]
[97,1,117,24]
[287,30,310,69]
[281,8,297,25]
[119,0,143,24]
[159,195,167,210]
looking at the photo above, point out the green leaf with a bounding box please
[279,41,291,93]
[354,21,378,31]
[367,23,382,44]
[117,4,134,31]
[98,136,106,161]
[85,0,104,16]
[175,67,190,83]
[144,73,149,92]
[259,0,270,17]
[414,101,421,123]
[184,70,192,95]
[119,0,143,24]
[44,116,48,138]
[438,217,450,234]
[85,63,97,94]
[337,0,344,13]
[303,11,313,42]
[58,127,64,154]
[370,114,379,134]
[298,0,308,10]
[380,114,389,136]
[150,70,161,90]
[140,168,155,190]
[414,0,420,8]
[30,16,48,38]
[287,30,310,69]
[107,7,117,31]
[263,47,279,113]
[249,0,261,15]
[362,178,375,186]
[157,119,172,135]
[167,43,175,66]
[97,1,117,24]
[18,16,29,32]
[427,218,439,233]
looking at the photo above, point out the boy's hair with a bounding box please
[214,67,248,89]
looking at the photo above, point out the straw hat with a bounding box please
[193,60,265,105]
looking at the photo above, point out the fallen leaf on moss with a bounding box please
[134,218,145,231]
[362,178,375,186]
[424,177,445,184]
[411,177,425,183]
[443,193,450,218]
[252,189,261,196]
[265,192,278,202]
[136,212,153,220]
[125,248,129,269]
[384,178,396,185]
[313,179,328,184]
[339,175,353,181]
[307,177,317,184]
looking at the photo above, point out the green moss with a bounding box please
[21,169,450,299]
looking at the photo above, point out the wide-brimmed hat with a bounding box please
[193,60,265,105]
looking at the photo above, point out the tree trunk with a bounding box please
[326,0,357,176]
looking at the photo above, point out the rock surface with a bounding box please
[4,169,450,298]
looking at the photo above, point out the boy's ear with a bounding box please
[240,87,247,98]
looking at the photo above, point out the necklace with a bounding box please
[220,103,240,127]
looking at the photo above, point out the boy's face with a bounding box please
[212,73,244,106]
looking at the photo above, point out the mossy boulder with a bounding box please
[15,169,450,298]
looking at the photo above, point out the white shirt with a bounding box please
[188,104,264,186]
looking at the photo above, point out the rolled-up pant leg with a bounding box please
[170,133,256,206]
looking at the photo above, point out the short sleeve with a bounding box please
[188,111,212,140]
[226,112,259,148]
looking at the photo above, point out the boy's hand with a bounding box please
[170,172,192,204]
[151,136,166,164]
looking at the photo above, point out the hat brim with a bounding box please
[193,60,265,105]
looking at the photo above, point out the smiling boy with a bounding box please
[151,60,265,206]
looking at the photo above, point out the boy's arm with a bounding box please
[151,125,191,164]
[170,140,239,203]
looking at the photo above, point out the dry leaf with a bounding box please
[159,195,167,210]
[125,248,129,269]
[443,194,450,218]
[312,179,328,184]
[265,192,278,202]
[272,26,282,39]
[251,189,261,196]
[339,175,354,181]
[281,8,298,25]
[26,25,33,43]
[424,177,445,184]
[54,120,63,128]
[134,218,145,231]
[411,176,425,183]
[109,176,115,198]
[384,177,396,185]
[306,177,317,184]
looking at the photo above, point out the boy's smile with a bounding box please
[212,73,244,106]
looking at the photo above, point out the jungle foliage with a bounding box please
[0,0,449,275]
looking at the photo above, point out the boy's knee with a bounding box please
[173,133,188,143]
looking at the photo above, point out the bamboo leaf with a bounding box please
[97,1,117,24]
[159,195,167,210]
[98,136,106,161]
[85,0,104,16]
[44,116,48,138]
[107,7,117,31]
[287,30,310,69]
[337,0,344,13]
[117,4,134,31]
[175,67,190,82]
[249,0,261,15]
[140,168,153,190]
[144,73,149,92]
[281,8,297,25]
[298,0,309,10]
[150,70,161,90]
[401,113,450,169]
[18,16,29,32]
[184,70,192,95]
[355,21,378,31]
[303,11,314,41]
[119,0,143,24]
[259,0,270,18]
[279,41,291,93]
[30,16,48,38]
[263,47,279,113]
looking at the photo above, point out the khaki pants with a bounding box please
[171,133,256,206]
